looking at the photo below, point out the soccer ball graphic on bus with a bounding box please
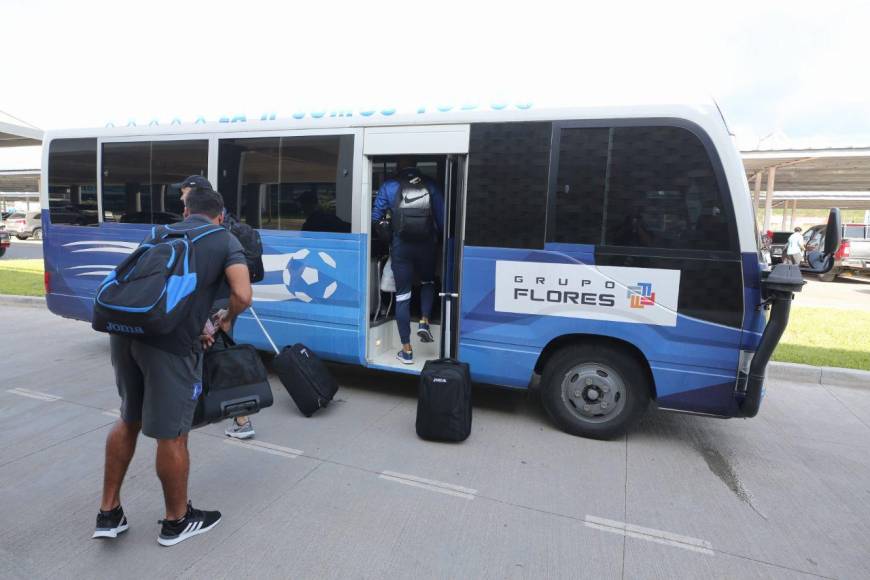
[254,249,339,303]
[283,249,339,302]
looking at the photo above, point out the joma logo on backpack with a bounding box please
[433,378,448,383]
[107,322,145,334]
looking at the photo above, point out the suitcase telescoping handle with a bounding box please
[248,306,281,355]
[438,292,459,360]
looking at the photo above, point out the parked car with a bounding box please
[802,223,870,281]
[768,231,792,264]
[3,211,42,240]
[0,229,9,257]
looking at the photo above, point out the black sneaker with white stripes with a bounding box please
[92,505,129,539]
[157,501,221,547]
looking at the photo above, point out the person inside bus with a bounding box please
[177,175,255,439]
[372,157,444,364]
[612,209,653,247]
[300,189,350,233]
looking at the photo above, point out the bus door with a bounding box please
[364,125,469,371]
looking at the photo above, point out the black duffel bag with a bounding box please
[193,331,274,427]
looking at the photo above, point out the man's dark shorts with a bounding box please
[110,335,203,439]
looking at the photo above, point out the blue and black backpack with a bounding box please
[92,223,224,336]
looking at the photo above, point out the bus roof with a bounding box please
[42,96,728,141]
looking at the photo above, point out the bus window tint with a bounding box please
[48,138,98,225]
[551,128,609,244]
[604,126,733,251]
[101,140,207,224]
[466,122,551,249]
[218,135,353,232]
[150,140,208,221]
[101,142,151,224]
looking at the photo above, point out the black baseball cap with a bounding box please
[173,175,214,191]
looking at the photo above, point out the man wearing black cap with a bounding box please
[174,175,257,440]
[174,175,215,199]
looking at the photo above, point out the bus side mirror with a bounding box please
[823,207,842,256]
[802,208,842,275]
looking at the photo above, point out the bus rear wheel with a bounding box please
[541,344,650,440]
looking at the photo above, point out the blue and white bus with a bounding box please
[40,99,820,438]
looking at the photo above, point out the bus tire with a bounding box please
[541,344,650,440]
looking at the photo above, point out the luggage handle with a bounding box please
[249,306,280,355]
[222,398,260,418]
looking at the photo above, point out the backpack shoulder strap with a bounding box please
[189,224,226,243]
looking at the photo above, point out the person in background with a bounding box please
[785,226,806,265]
[175,175,254,439]
[371,158,444,364]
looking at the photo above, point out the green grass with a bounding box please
[772,306,870,371]
[0,259,44,297]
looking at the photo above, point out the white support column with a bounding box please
[781,200,790,230]
[763,166,776,233]
[752,171,763,215]
[790,199,798,230]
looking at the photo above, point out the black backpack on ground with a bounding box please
[416,294,472,442]
[392,175,435,242]
[223,211,264,283]
[193,330,274,427]
[416,358,472,442]
[92,223,224,336]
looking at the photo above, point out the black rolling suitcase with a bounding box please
[251,308,338,417]
[193,331,274,428]
[416,293,472,442]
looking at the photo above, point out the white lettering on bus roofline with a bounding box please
[106,103,534,127]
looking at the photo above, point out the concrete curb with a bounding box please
[769,361,870,389]
[0,295,46,308]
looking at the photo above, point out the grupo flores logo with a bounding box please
[494,261,680,327]
[627,282,656,309]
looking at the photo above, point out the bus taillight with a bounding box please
[44,271,51,294]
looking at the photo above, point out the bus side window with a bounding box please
[48,138,98,226]
[466,122,551,249]
[218,135,353,233]
[604,126,734,252]
[101,140,207,225]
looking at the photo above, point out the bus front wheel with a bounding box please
[541,344,650,440]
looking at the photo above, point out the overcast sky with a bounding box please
[1,0,869,169]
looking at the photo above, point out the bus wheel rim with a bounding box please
[560,363,626,424]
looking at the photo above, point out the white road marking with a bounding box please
[378,471,477,500]
[224,438,302,458]
[584,515,714,556]
[102,410,121,418]
[7,388,61,402]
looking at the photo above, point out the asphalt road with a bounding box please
[799,275,870,310]
[1,304,869,579]
[1,237,43,260]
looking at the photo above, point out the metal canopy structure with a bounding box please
[0,113,43,148]
[742,147,870,231]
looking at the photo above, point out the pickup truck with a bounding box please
[802,223,870,281]
[768,231,792,264]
